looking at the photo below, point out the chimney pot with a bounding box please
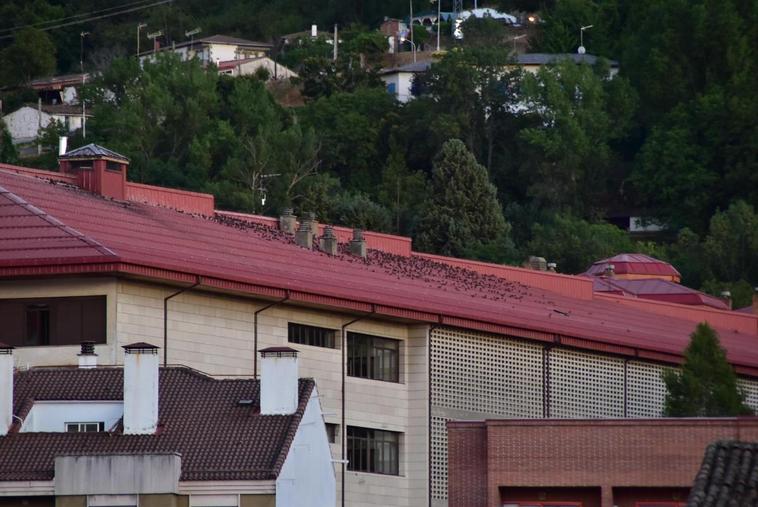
[279,208,297,235]
[721,290,733,310]
[604,264,615,277]
[0,343,13,436]
[259,347,299,415]
[547,262,557,272]
[319,225,338,255]
[527,256,547,271]
[77,341,97,369]
[349,228,367,258]
[122,342,159,435]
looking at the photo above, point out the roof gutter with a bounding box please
[164,277,202,366]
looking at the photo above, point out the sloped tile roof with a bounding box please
[591,277,729,310]
[0,168,756,372]
[0,367,314,482]
[689,440,758,505]
[59,143,129,162]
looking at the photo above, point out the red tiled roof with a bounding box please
[586,253,681,277]
[1,367,313,481]
[591,277,729,310]
[737,305,755,315]
[1,169,757,373]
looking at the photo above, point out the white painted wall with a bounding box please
[123,348,159,434]
[276,387,336,507]
[380,72,415,103]
[21,401,123,432]
[0,350,12,436]
[261,352,299,415]
[2,107,51,144]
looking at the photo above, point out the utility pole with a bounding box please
[137,23,147,58]
[409,0,414,46]
[80,31,89,139]
[333,24,338,61]
[436,0,441,51]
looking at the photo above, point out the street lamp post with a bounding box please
[80,31,89,139]
[579,24,593,53]
[510,34,526,53]
[399,37,417,63]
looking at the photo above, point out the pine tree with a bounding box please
[663,322,753,417]
[415,139,506,257]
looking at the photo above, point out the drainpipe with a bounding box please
[341,306,376,507]
[163,277,201,366]
[253,292,290,378]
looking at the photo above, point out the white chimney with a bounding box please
[77,341,97,369]
[0,344,13,436]
[259,347,299,415]
[58,136,68,156]
[123,342,159,435]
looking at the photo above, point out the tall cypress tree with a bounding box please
[415,139,506,257]
[663,322,753,417]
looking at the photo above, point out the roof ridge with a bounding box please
[0,182,119,258]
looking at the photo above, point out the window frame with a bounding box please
[287,322,338,349]
[346,425,400,476]
[65,421,105,433]
[347,332,400,383]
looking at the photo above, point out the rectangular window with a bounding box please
[347,332,400,382]
[347,426,399,475]
[288,322,337,349]
[325,423,339,444]
[0,296,106,347]
[65,421,105,432]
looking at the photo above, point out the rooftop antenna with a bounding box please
[578,24,593,54]
[80,32,89,139]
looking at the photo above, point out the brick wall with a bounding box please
[447,418,758,507]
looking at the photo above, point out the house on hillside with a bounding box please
[1,146,758,506]
[1,103,89,145]
[217,56,298,80]
[141,34,272,67]
[29,73,89,106]
[0,342,335,506]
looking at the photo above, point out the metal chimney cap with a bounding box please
[721,290,732,298]
[323,225,336,239]
[260,346,299,357]
[123,342,159,354]
[281,208,295,217]
[78,341,97,356]
[0,342,14,353]
[352,228,364,241]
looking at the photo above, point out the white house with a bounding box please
[141,34,272,66]
[1,104,88,144]
[380,61,431,103]
[217,56,298,80]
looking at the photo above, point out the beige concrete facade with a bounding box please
[2,277,428,507]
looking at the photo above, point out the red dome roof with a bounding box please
[585,254,681,278]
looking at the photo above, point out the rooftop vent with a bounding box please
[349,229,367,258]
[279,208,297,235]
[77,341,97,369]
[319,225,338,256]
[604,264,615,277]
[295,220,313,250]
[526,256,547,271]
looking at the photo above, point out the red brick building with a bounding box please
[447,418,758,507]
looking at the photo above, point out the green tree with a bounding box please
[416,139,507,256]
[0,119,18,164]
[0,27,56,85]
[703,201,758,284]
[377,139,427,234]
[519,59,636,215]
[330,192,392,232]
[527,214,637,274]
[663,323,752,417]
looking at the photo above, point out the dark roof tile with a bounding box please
[689,440,758,505]
[1,367,314,482]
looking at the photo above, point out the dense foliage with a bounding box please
[0,0,756,298]
[663,323,753,417]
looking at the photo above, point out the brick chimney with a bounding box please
[123,342,159,435]
[319,225,338,256]
[259,347,299,415]
[0,343,13,436]
[279,208,297,235]
[349,229,367,258]
[58,144,129,200]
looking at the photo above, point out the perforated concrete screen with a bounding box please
[627,360,669,417]
[430,327,544,417]
[548,348,625,418]
[739,378,758,410]
[431,416,449,500]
